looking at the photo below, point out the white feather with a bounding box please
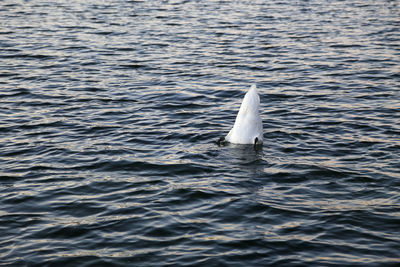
[225,84,263,145]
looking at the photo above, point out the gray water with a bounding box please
[1,0,400,266]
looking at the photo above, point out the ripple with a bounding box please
[1,0,399,266]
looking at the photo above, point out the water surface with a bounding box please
[1,0,400,266]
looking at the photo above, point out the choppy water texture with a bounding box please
[1,0,400,266]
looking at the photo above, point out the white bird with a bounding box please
[223,84,263,146]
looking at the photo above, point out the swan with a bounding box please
[219,84,263,146]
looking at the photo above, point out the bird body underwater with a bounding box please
[224,84,263,145]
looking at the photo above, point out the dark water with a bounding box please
[1,0,400,266]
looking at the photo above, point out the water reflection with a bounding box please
[220,143,263,163]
